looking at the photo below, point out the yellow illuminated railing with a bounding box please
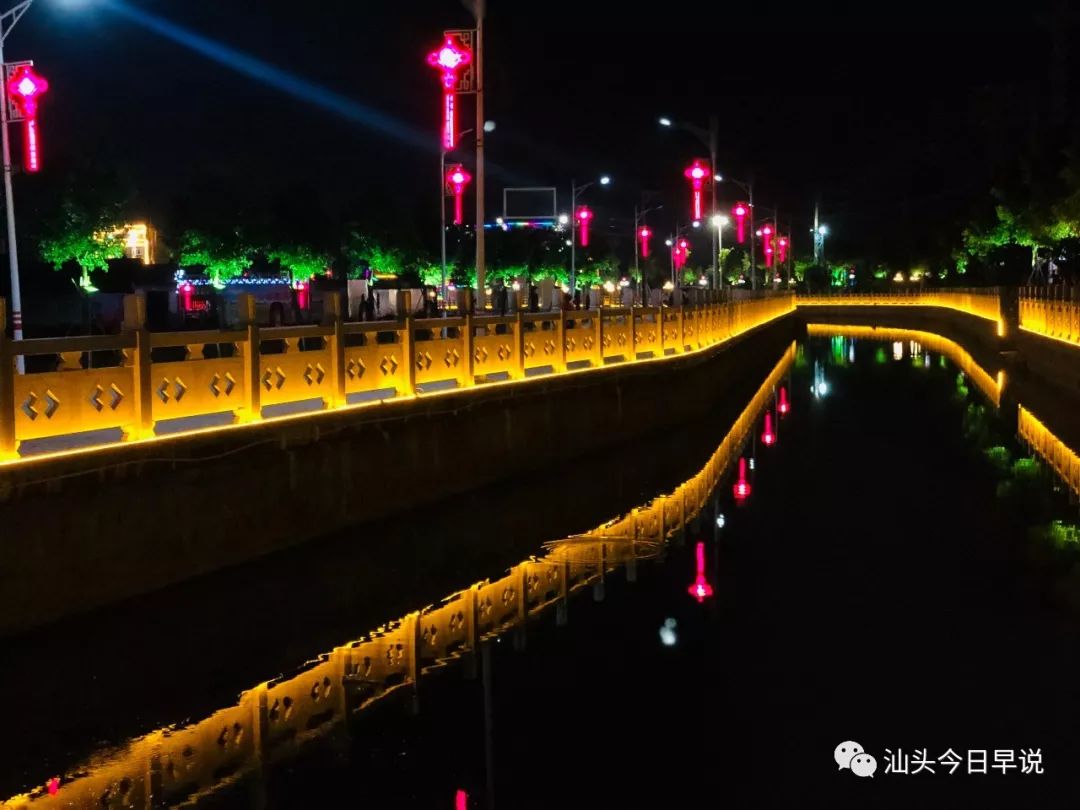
[1018,405,1080,499]
[797,288,1005,336]
[806,323,1005,407]
[0,292,795,463]
[1018,286,1080,349]
[0,343,796,810]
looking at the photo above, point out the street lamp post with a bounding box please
[440,127,476,304]
[1,0,35,374]
[710,214,729,290]
[660,115,720,287]
[569,175,609,295]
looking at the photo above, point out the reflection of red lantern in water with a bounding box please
[733,457,751,500]
[684,159,709,222]
[445,164,472,225]
[455,789,468,810]
[762,411,776,446]
[778,386,790,415]
[687,541,714,603]
[638,226,652,257]
[427,36,472,150]
[777,236,789,264]
[7,65,49,172]
[733,202,748,244]
[576,205,593,246]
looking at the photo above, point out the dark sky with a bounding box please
[11,0,1068,265]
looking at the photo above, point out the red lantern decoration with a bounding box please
[762,411,776,446]
[684,158,709,222]
[778,386,790,416]
[777,235,789,264]
[732,202,748,244]
[576,205,593,246]
[686,541,714,603]
[7,64,48,173]
[427,36,472,151]
[445,164,472,225]
[638,225,652,257]
[294,280,310,311]
[673,237,690,270]
[733,457,751,501]
[761,224,774,268]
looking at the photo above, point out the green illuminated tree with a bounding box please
[39,201,126,289]
[266,244,330,282]
[178,229,251,286]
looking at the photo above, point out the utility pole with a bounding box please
[473,4,486,310]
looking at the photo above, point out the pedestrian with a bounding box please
[365,291,376,321]
[528,284,539,313]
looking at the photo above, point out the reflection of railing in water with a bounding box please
[806,323,1005,408]
[797,288,1005,336]
[0,293,794,462]
[1018,406,1080,500]
[1018,286,1080,349]
[0,343,797,809]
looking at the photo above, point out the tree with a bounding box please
[266,244,330,282]
[39,200,125,290]
[178,229,251,287]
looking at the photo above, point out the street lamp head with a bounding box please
[558,213,570,225]
[599,175,612,186]
[659,117,673,127]
[664,239,674,247]
[714,174,723,182]
[711,215,729,228]
[818,224,829,236]
[692,220,701,229]
[483,120,496,133]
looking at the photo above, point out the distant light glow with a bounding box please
[659,617,678,645]
[716,513,725,528]
[558,213,570,226]
[600,175,612,185]
[659,117,673,127]
[483,119,496,132]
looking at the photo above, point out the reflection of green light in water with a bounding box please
[794,345,808,368]
[955,372,968,398]
[1049,520,1080,549]
[1012,457,1041,480]
[939,355,948,369]
[832,336,845,365]
[875,347,887,365]
[985,445,1010,473]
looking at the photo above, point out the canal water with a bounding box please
[3,330,1080,809]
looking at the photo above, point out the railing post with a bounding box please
[555,310,567,373]
[399,290,416,396]
[238,293,261,422]
[594,307,604,366]
[327,292,346,408]
[0,298,15,458]
[630,308,638,359]
[677,305,686,353]
[122,293,154,440]
[513,310,526,379]
[460,288,475,387]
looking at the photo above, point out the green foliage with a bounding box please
[266,244,329,282]
[984,445,1011,474]
[178,230,251,284]
[345,230,405,279]
[39,201,125,284]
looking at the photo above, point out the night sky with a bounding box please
[10,0,1068,267]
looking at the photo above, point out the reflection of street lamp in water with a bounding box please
[687,542,714,603]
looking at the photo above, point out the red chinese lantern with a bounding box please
[445,164,472,225]
[686,541,714,603]
[684,158,709,222]
[733,202,748,244]
[576,205,593,246]
[7,65,48,172]
[733,456,751,500]
[777,235,789,264]
[761,411,776,446]
[761,224,774,268]
[427,36,472,150]
[638,225,652,257]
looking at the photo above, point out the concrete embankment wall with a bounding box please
[0,316,798,636]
